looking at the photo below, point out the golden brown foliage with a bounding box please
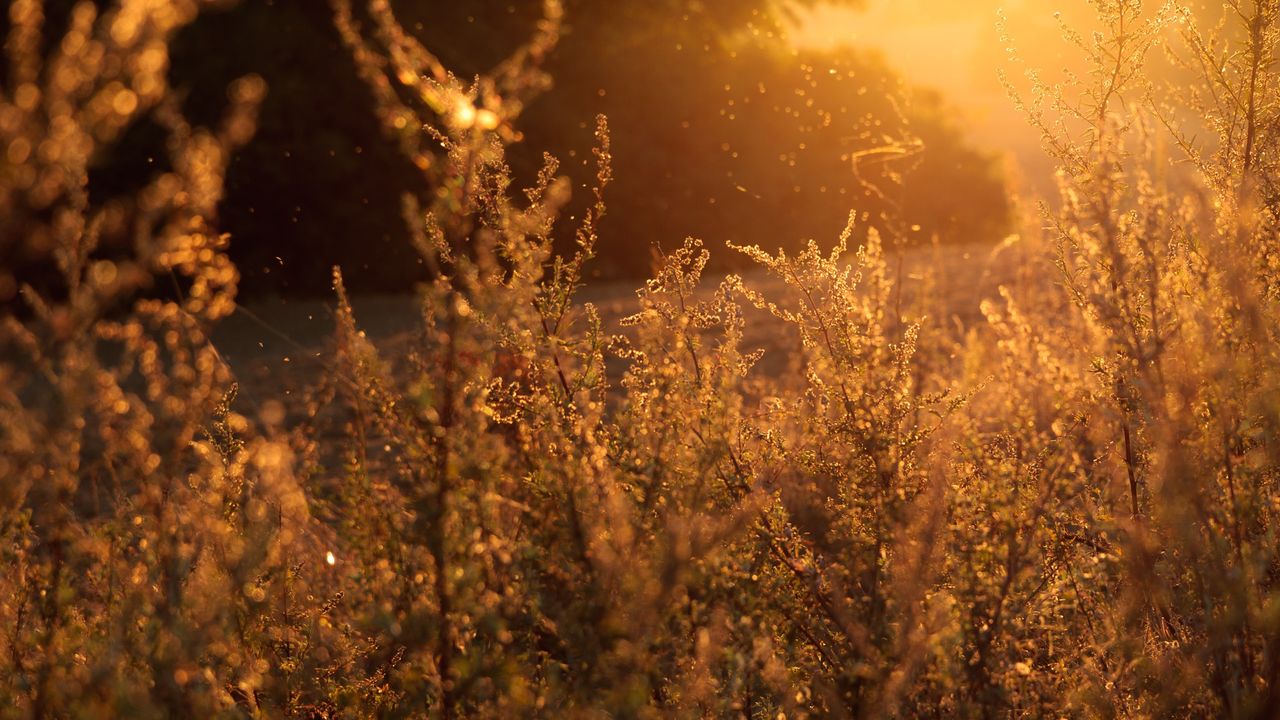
[3,0,1280,717]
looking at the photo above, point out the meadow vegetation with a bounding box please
[2,0,1279,717]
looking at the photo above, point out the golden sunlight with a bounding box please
[790,1,1099,189]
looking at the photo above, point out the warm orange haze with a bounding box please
[3,0,1280,717]
[793,0,1066,187]
[793,0,1216,192]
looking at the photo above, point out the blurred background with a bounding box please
[10,0,1062,297]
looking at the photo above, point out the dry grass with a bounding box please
[3,0,1280,717]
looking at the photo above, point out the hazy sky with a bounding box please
[789,1,1103,192]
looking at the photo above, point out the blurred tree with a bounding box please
[7,0,1007,295]
[502,0,1009,276]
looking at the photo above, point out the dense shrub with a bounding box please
[2,0,1279,717]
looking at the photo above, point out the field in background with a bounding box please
[216,240,1025,405]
